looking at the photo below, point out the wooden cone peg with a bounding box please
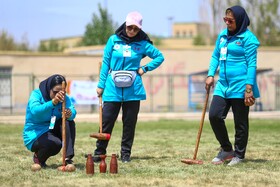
[86,154,94,175]
[99,155,107,173]
[109,154,118,174]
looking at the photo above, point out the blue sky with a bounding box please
[0,0,208,48]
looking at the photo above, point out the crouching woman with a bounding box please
[23,74,76,171]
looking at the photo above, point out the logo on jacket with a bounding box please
[133,47,141,51]
[114,44,120,50]
[220,38,225,43]
[236,41,242,45]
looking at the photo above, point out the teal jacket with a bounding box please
[22,89,76,150]
[98,34,164,102]
[208,29,260,98]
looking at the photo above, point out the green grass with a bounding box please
[0,119,279,187]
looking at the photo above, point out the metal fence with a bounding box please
[0,73,279,115]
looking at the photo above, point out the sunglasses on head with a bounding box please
[127,25,140,32]
[223,17,235,24]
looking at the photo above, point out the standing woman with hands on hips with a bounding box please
[205,5,260,166]
[93,11,164,163]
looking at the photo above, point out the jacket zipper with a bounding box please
[122,57,125,101]
[224,42,229,97]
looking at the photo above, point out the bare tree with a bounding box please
[206,0,244,42]
[206,0,280,45]
[245,0,280,46]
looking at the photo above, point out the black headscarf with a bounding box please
[115,22,153,45]
[226,5,250,37]
[39,74,66,102]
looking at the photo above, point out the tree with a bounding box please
[245,0,280,46]
[0,30,15,50]
[17,33,29,51]
[79,3,117,46]
[193,34,207,45]
[0,30,29,51]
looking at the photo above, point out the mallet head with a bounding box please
[181,158,203,165]
[57,165,66,172]
[57,164,76,172]
[90,133,111,140]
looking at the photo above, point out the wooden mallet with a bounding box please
[89,62,111,140]
[181,87,210,165]
[57,81,75,172]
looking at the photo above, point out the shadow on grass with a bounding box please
[245,159,268,163]
[46,163,86,170]
[131,155,170,160]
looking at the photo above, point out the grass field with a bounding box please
[0,119,279,187]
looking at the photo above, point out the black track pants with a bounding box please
[209,95,249,159]
[31,119,76,163]
[94,101,140,158]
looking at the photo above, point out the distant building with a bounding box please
[40,22,211,50]
[40,36,82,49]
[172,22,210,38]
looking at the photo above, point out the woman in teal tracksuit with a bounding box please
[205,5,260,166]
[93,11,164,163]
[23,74,76,170]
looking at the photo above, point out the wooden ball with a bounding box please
[66,164,76,172]
[31,163,41,172]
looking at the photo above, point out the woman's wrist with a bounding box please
[141,66,148,73]
[52,99,58,105]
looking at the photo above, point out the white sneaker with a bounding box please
[227,157,243,166]
[212,149,234,164]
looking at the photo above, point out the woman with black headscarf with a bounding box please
[205,5,260,166]
[23,74,77,171]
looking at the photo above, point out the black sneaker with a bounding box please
[33,153,48,168]
[41,162,48,168]
[121,155,131,163]
[65,159,74,165]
